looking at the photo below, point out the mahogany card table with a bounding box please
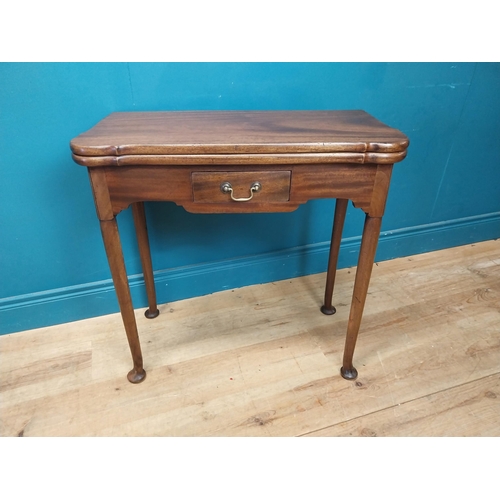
[70,111,409,384]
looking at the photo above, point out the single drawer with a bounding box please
[192,171,291,203]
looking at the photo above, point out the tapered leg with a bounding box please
[132,202,160,319]
[341,215,382,380]
[100,218,146,384]
[321,198,348,315]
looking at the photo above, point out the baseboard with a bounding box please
[1,212,499,335]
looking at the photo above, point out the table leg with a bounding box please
[321,198,348,315]
[341,215,382,380]
[132,202,160,319]
[100,218,146,384]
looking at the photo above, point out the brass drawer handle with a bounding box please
[220,181,262,202]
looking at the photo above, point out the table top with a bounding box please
[71,110,409,167]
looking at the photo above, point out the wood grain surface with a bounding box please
[70,111,409,166]
[1,240,498,437]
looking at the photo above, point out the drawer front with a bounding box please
[192,171,291,204]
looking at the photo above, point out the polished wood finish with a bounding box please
[341,215,382,379]
[131,202,159,319]
[1,242,499,436]
[70,111,409,383]
[70,110,409,162]
[321,198,348,315]
[99,219,146,383]
[192,170,291,204]
[103,163,380,215]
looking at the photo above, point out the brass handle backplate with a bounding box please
[220,181,262,202]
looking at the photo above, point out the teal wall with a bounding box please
[1,63,499,334]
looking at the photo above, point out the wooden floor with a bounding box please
[1,240,499,437]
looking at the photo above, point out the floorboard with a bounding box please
[1,240,499,437]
